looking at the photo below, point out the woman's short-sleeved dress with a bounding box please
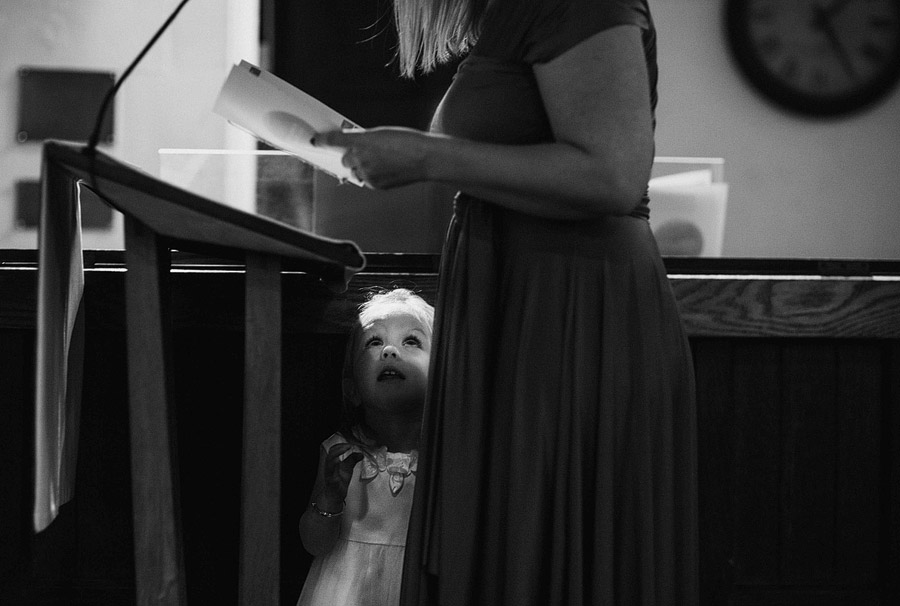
[298,433,418,606]
[400,1,699,605]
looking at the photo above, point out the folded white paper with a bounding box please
[214,61,364,186]
[648,179,729,257]
[649,169,714,188]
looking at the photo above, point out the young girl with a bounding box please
[297,288,434,606]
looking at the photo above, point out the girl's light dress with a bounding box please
[298,432,418,606]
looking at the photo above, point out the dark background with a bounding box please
[270,0,458,131]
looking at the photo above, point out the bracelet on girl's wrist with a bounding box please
[312,500,345,518]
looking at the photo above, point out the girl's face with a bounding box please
[351,304,432,416]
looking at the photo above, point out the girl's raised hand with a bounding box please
[313,127,435,189]
[317,443,365,512]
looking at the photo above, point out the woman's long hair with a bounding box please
[393,0,490,76]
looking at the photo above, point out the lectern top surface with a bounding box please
[43,140,366,292]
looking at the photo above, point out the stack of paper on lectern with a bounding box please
[214,60,364,186]
[648,168,728,257]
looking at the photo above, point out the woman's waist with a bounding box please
[456,193,657,260]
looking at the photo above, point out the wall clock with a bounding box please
[725,0,900,117]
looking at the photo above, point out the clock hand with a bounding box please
[813,2,858,79]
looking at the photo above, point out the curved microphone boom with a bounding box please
[86,0,192,154]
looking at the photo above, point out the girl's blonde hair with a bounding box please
[340,288,435,443]
[393,0,489,77]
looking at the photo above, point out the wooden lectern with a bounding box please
[34,140,365,605]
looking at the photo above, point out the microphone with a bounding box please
[86,0,193,154]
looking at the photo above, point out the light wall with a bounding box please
[0,0,257,248]
[652,0,900,259]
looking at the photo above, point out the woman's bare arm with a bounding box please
[315,25,654,220]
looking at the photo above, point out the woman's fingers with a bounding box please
[312,130,365,182]
[312,129,358,149]
[312,127,428,189]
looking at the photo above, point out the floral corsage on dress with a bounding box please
[357,446,418,496]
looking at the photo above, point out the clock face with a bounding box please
[726,0,900,116]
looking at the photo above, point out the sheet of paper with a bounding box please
[649,169,714,188]
[214,60,364,186]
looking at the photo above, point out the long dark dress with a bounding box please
[400,1,699,604]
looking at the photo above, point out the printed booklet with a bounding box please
[214,61,364,186]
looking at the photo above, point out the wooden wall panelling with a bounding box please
[691,338,735,606]
[171,327,243,603]
[885,342,900,603]
[834,341,882,588]
[779,341,839,587]
[671,277,900,339]
[280,331,346,603]
[4,261,900,604]
[20,327,133,604]
[0,329,34,601]
[700,338,892,605]
[731,339,782,588]
[72,328,133,601]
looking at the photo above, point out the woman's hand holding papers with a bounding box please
[313,127,437,189]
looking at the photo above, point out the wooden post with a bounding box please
[123,216,187,606]
[239,253,282,605]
